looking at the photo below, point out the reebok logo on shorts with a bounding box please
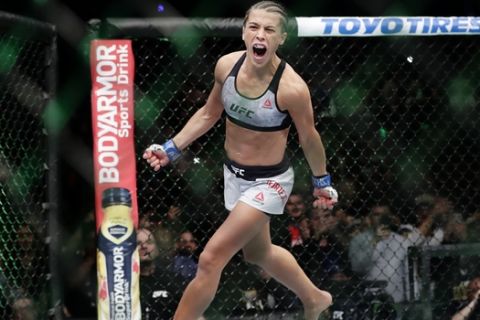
[253,192,264,204]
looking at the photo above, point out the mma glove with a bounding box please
[312,174,338,210]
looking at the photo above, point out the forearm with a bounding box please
[452,299,478,320]
[418,216,434,238]
[172,106,221,150]
[300,130,327,176]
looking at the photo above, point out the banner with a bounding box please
[90,39,140,320]
[296,17,480,37]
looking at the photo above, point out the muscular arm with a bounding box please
[282,73,327,176]
[144,54,237,170]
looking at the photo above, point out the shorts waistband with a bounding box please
[224,157,290,181]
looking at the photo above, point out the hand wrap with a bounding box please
[148,139,181,162]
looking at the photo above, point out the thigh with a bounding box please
[203,201,270,263]
[242,220,272,261]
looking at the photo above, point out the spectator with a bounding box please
[283,192,312,249]
[11,296,36,320]
[307,207,349,285]
[449,276,480,320]
[349,204,392,276]
[137,227,187,320]
[349,204,416,303]
[153,224,176,258]
[407,194,448,246]
[172,231,200,282]
[365,213,411,303]
[139,209,163,230]
[162,205,185,235]
[465,210,480,243]
[331,204,362,248]
[311,206,338,237]
[140,206,185,235]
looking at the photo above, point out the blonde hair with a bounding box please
[243,1,288,32]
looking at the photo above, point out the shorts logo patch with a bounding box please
[254,192,264,202]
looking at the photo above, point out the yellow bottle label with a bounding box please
[101,205,134,245]
[97,203,141,319]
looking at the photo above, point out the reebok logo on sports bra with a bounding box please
[221,53,292,132]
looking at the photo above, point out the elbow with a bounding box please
[201,111,222,124]
[200,105,223,123]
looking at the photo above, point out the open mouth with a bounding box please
[252,44,267,57]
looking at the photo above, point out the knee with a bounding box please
[243,248,268,266]
[197,249,225,274]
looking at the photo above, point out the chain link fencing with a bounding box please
[91,19,480,320]
[0,11,57,320]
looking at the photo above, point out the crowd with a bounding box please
[53,186,480,320]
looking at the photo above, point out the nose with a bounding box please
[255,28,266,39]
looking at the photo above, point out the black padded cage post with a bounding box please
[0,11,59,320]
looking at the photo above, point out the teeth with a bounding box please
[253,44,266,49]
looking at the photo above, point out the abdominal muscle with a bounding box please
[224,119,289,166]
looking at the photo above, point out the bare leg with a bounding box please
[173,202,271,320]
[242,220,332,320]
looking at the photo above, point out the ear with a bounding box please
[280,32,287,45]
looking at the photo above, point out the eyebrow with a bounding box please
[247,21,277,29]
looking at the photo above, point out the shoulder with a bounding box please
[277,63,310,110]
[214,51,245,82]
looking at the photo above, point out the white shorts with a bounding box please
[223,159,294,215]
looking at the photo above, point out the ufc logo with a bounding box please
[152,290,169,298]
[229,103,255,119]
[231,166,245,176]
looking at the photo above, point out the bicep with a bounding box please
[286,86,317,141]
[202,80,224,119]
[201,60,227,118]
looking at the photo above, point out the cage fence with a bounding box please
[87,18,480,320]
[2,12,479,320]
[0,11,57,320]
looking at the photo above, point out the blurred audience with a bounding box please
[349,204,393,276]
[449,276,480,320]
[137,227,187,320]
[305,206,349,285]
[172,230,200,283]
[349,204,415,302]
[284,192,311,248]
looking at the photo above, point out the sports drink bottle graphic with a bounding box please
[97,187,140,320]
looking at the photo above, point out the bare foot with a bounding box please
[303,289,332,320]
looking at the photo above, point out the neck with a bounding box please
[244,53,280,79]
